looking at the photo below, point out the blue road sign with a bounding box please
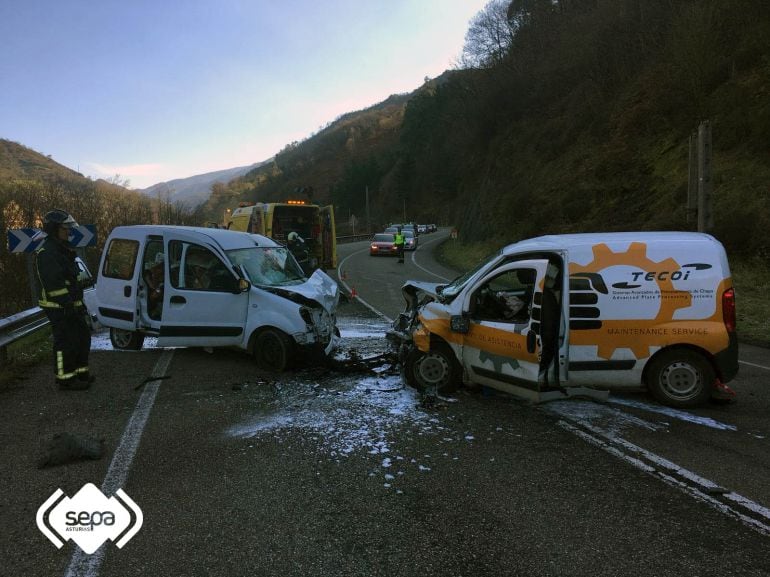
[7,225,97,253]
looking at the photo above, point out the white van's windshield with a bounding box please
[439,249,502,300]
[227,247,305,286]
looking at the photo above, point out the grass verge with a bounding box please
[437,239,769,348]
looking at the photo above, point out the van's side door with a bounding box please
[95,235,143,331]
[460,260,551,398]
[157,234,248,348]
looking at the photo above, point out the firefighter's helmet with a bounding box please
[43,209,78,236]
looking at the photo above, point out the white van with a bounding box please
[93,226,340,370]
[389,232,738,407]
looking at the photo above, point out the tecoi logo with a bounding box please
[36,483,143,554]
[613,263,713,289]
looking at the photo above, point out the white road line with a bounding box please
[410,235,452,282]
[64,349,175,577]
[337,248,393,323]
[739,359,770,371]
[558,420,770,536]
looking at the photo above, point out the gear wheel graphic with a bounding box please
[570,242,692,359]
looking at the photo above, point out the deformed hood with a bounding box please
[264,269,339,312]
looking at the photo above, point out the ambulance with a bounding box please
[226,201,337,271]
[388,232,738,408]
[92,226,340,371]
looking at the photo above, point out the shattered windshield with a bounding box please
[439,249,502,300]
[226,247,305,287]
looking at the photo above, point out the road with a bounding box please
[2,230,769,577]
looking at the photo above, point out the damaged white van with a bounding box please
[93,226,340,370]
[389,232,738,408]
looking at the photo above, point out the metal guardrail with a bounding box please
[0,307,48,365]
[0,234,378,362]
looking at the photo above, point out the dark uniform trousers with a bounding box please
[44,306,91,382]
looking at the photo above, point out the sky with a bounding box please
[0,0,489,189]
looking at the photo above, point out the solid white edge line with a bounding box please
[557,420,770,536]
[739,359,770,371]
[337,246,393,323]
[64,349,175,577]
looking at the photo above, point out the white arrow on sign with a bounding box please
[69,225,96,248]
[7,228,44,253]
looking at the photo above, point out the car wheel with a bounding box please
[647,349,714,408]
[109,327,145,351]
[254,328,294,372]
[405,343,461,395]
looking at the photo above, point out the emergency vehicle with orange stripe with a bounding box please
[388,232,738,407]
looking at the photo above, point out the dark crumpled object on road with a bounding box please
[37,433,105,468]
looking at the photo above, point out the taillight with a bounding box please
[722,288,736,332]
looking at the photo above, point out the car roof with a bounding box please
[110,225,280,250]
[503,232,720,254]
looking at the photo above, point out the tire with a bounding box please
[646,349,714,408]
[109,327,145,351]
[404,343,461,395]
[253,328,294,372]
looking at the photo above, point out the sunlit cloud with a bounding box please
[85,161,166,185]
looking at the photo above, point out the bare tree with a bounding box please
[460,0,516,69]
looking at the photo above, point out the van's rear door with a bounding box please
[157,231,248,348]
[94,234,143,331]
[320,205,336,268]
[460,259,551,401]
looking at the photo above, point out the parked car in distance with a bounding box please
[417,224,427,234]
[403,229,417,251]
[370,233,398,256]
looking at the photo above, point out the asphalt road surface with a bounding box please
[2,230,769,577]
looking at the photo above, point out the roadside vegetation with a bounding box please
[438,238,770,348]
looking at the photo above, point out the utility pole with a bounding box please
[365,186,371,234]
[687,132,698,225]
[697,120,713,233]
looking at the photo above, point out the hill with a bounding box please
[0,139,87,182]
[140,162,267,206]
[203,0,769,258]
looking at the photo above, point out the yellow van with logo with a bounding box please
[389,232,738,407]
[226,201,337,271]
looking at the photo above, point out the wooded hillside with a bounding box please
[206,0,769,257]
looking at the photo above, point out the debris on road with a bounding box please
[37,432,104,468]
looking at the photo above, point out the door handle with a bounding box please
[124,286,132,297]
[170,295,186,304]
[526,330,537,354]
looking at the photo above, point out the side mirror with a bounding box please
[526,330,537,353]
[450,315,470,334]
[238,278,251,293]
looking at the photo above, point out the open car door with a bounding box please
[460,259,551,402]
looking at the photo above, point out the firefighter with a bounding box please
[35,209,93,390]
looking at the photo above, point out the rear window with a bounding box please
[374,234,394,242]
[102,239,139,280]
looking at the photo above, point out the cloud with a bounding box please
[85,161,166,184]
